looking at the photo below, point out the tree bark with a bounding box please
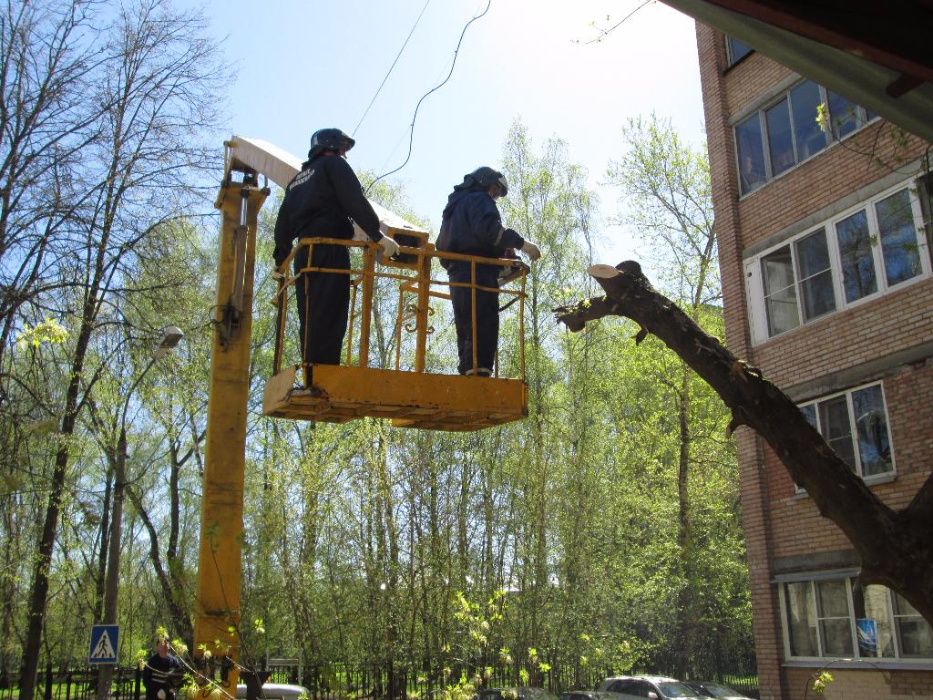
[674,367,693,680]
[555,261,933,625]
[94,471,114,623]
[126,486,193,644]
[96,431,126,700]
[19,290,97,700]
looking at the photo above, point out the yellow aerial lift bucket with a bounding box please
[262,231,528,431]
[193,139,529,690]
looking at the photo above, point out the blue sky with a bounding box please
[191,0,705,263]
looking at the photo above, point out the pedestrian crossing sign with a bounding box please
[89,624,119,664]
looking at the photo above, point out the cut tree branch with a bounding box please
[555,261,933,624]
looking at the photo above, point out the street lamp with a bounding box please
[153,326,184,359]
[96,327,184,700]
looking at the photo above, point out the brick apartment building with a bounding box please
[694,23,933,700]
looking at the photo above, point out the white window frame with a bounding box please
[746,178,932,344]
[734,79,878,195]
[777,573,933,664]
[797,381,896,486]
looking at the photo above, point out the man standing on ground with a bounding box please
[437,166,541,376]
[273,128,399,388]
[142,638,182,700]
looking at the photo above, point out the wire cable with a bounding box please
[353,0,432,137]
[584,0,654,45]
[366,0,492,194]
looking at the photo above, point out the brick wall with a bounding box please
[695,19,933,700]
[722,51,793,117]
[734,427,785,700]
[696,20,786,700]
[765,359,933,559]
[736,123,929,251]
[754,279,933,389]
[785,667,933,700]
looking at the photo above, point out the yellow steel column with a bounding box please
[194,176,267,692]
[358,245,376,367]
[413,246,432,372]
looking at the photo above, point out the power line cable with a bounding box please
[366,0,492,194]
[584,0,654,45]
[352,0,432,137]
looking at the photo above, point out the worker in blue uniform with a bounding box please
[273,128,399,387]
[437,166,541,376]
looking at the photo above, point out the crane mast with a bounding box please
[194,155,265,688]
[194,137,420,689]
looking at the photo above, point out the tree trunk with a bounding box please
[19,454,65,694]
[18,299,96,700]
[96,431,126,700]
[94,471,114,623]
[673,368,692,679]
[126,486,193,644]
[555,261,933,625]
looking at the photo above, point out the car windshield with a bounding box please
[657,682,700,698]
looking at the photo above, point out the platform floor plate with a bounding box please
[263,364,527,431]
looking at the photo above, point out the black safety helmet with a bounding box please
[309,128,355,159]
[456,166,508,196]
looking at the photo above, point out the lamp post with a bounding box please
[96,327,183,700]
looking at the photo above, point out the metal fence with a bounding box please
[0,661,758,700]
[0,665,141,700]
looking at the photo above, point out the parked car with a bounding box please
[681,681,753,700]
[476,687,559,700]
[235,682,309,700]
[560,692,627,700]
[597,676,702,700]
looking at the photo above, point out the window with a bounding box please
[608,681,647,697]
[893,592,933,657]
[836,209,877,302]
[795,228,835,320]
[735,80,876,194]
[790,81,827,161]
[761,246,799,336]
[786,581,818,656]
[766,98,795,176]
[746,181,931,342]
[736,116,767,194]
[817,579,854,656]
[726,35,753,66]
[826,90,873,139]
[799,383,893,479]
[877,188,924,285]
[781,575,933,661]
[760,226,837,337]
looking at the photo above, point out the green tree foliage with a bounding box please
[232,119,749,686]
[606,114,749,676]
[0,0,223,693]
[1,63,750,693]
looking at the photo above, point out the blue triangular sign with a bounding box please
[89,624,119,664]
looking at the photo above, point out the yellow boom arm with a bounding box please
[195,136,416,688]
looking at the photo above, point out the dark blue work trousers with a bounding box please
[294,243,351,378]
[448,263,499,375]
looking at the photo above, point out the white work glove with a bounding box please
[521,241,541,261]
[378,235,400,258]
